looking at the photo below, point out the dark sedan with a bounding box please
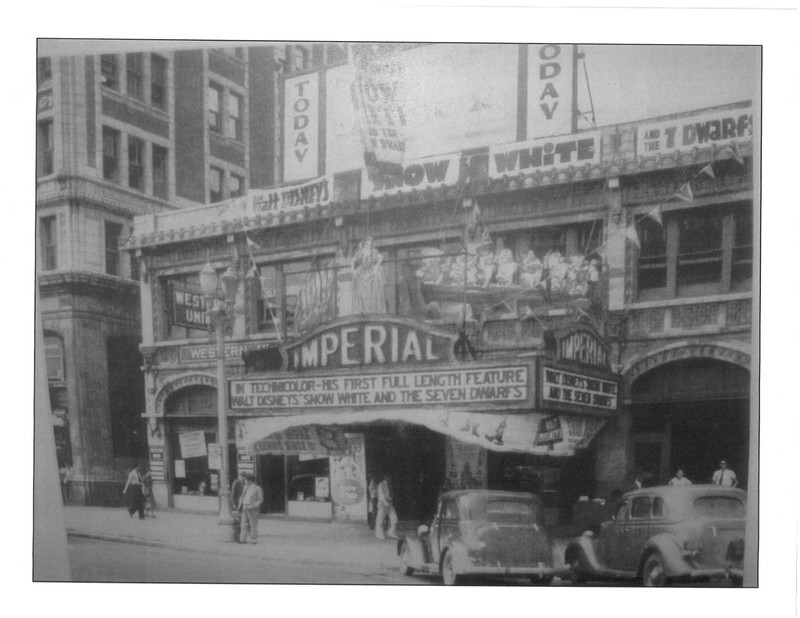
[564,485,746,586]
[397,489,564,585]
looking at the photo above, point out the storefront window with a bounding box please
[287,455,331,502]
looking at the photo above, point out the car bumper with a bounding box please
[460,565,563,578]
[687,567,744,582]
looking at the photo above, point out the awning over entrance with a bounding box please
[236,409,606,457]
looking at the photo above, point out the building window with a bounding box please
[100,54,119,90]
[150,54,167,109]
[636,203,752,299]
[230,173,244,198]
[152,144,168,199]
[105,221,123,276]
[38,57,52,85]
[40,216,57,271]
[44,335,65,382]
[234,47,245,60]
[127,136,145,191]
[126,53,144,100]
[227,92,243,140]
[209,166,223,203]
[676,208,722,288]
[636,216,667,291]
[102,126,121,182]
[289,45,310,72]
[732,206,753,291]
[37,119,54,177]
[208,83,223,133]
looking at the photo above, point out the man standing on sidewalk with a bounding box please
[375,473,399,540]
[123,464,146,520]
[238,474,264,544]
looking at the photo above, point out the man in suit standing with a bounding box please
[238,473,264,544]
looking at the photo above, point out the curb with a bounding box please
[66,530,400,572]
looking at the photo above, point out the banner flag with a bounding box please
[700,164,716,179]
[646,204,663,226]
[673,182,694,202]
[351,44,408,176]
[625,224,640,247]
[246,236,261,250]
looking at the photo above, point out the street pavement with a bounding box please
[64,506,571,576]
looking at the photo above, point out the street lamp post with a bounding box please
[200,261,238,539]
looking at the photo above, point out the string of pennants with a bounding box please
[217,139,745,340]
[623,140,744,248]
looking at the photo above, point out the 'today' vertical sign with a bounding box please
[283,72,319,182]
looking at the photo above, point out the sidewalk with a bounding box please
[64,506,571,572]
[64,506,402,571]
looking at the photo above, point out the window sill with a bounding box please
[628,290,752,310]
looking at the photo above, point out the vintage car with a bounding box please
[397,489,564,585]
[564,485,746,586]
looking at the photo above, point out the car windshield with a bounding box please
[693,496,746,519]
[469,498,538,524]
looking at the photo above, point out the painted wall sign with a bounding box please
[637,106,753,156]
[557,328,609,368]
[535,415,564,446]
[527,44,575,139]
[230,365,530,410]
[489,131,601,179]
[179,341,274,364]
[171,283,210,330]
[542,367,618,411]
[284,317,456,371]
[283,72,319,182]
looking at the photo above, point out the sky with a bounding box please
[37,40,760,130]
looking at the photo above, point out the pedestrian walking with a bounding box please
[711,459,738,487]
[668,467,692,487]
[142,469,156,517]
[375,473,398,540]
[238,473,264,544]
[123,464,146,520]
[367,475,378,530]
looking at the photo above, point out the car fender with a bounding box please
[398,534,429,569]
[564,534,604,573]
[641,533,690,578]
[441,540,471,573]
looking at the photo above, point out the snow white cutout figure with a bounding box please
[352,237,387,313]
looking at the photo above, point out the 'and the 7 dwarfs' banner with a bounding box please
[236,409,606,457]
[637,106,752,157]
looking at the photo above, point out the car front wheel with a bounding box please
[399,541,414,576]
[441,551,460,586]
[642,552,668,587]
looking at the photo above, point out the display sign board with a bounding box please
[179,340,274,364]
[489,131,601,179]
[230,365,530,410]
[556,327,610,368]
[325,64,364,174]
[149,447,165,481]
[542,367,618,411]
[361,152,461,198]
[178,430,207,459]
[527,44,575,139]
[331,433,367,520]
[248,174,333,214]
[535,415,564,446]
[283,72,319,182]
[284,317,457,371]
[207,443,222,470]
[171,283,209,330]
[637,106,753,157]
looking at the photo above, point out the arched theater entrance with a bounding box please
[628,357,750,488]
